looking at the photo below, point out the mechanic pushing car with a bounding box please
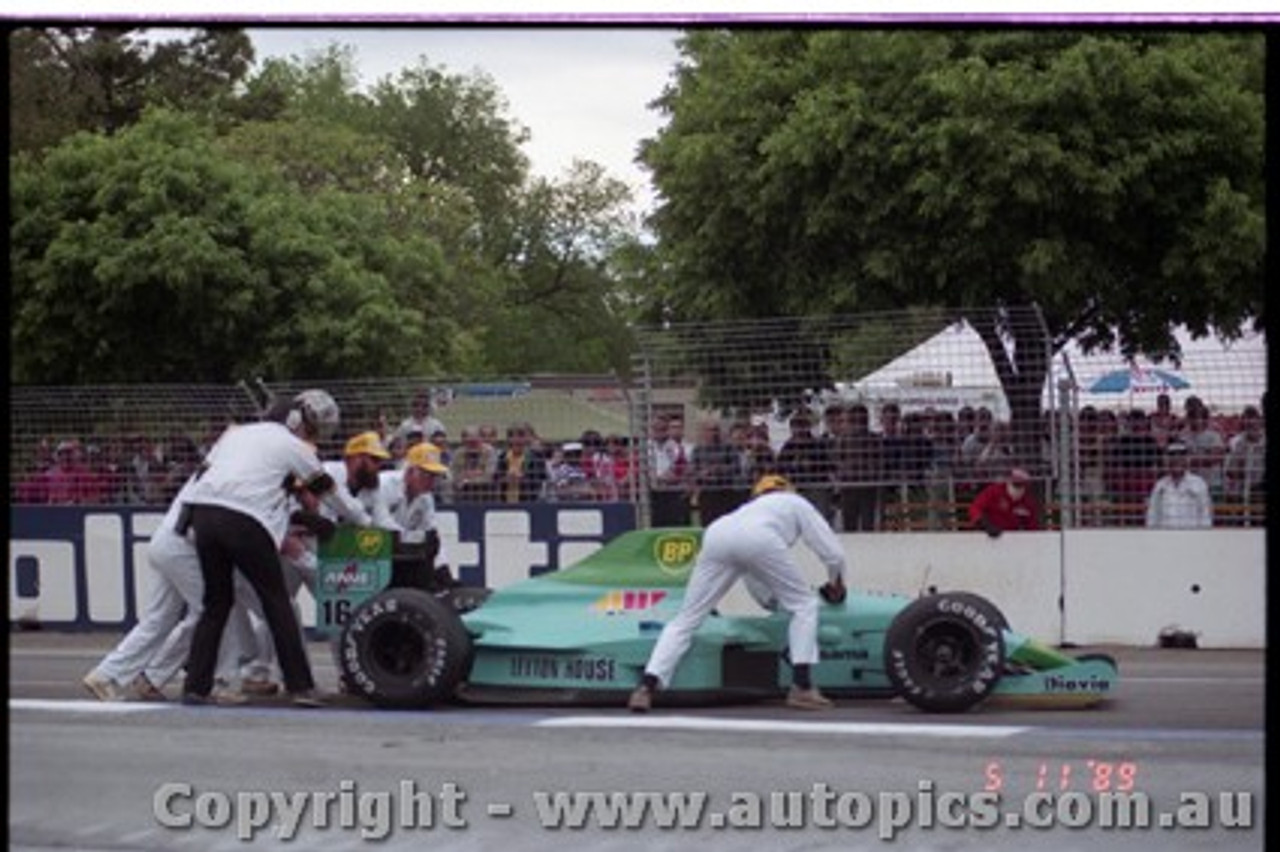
[629,474,849,713]
[180,389,360,708]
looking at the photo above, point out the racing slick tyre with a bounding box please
[329,633,355,695]
[337,588,472,709]
[884,592,1006,713]
[934,591,1009,633]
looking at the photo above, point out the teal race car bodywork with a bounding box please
[327,527,1118,713]
[457,528,1116,711]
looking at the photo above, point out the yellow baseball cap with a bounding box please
[751,474,794,497]
[405,441,448,474]
[343,431,391,460]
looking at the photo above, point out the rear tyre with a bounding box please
[338,588,472,709]
[884,592,1005,713]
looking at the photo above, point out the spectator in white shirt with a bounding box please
[649,415,692,526]
[1224,405,1265,503]
[392,392,446,448]
[1179,401,1226,495]
[1146,442,1213,529]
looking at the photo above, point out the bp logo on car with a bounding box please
[654,533,698,578]
[356,529,386,556]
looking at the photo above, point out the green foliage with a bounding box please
[465,161,644,376]
[219,117,406,196]
[8,29,82,155]
[367,59,531,257]
[9,31,649,385]
[7,27,254,153]
[10,110,442,383]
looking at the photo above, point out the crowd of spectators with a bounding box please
[14,432,210,507]
[15,391,1265,531]
[1077,395,1265,527]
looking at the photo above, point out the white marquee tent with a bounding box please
[847,320,1266,417]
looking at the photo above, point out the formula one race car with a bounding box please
[319,527,1117,713]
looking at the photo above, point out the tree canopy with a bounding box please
[10,110,447,382]
[9,28,643,385]
[8,27,254,153]
[11,27,1264,401]
[640,30,1265,425]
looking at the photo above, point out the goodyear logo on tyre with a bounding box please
[654,533,698,578]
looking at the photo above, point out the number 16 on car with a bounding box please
[316,527,394,636]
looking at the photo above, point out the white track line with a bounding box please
[537,715,1027,738]
[11,699,1026,736]
[10,698,175,714]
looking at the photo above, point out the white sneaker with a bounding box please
[82,670,127,702]
[211,679,249,706]
[786,686,834,710]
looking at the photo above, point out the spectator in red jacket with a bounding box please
[45,439,97,505]
[968,466,1041,537]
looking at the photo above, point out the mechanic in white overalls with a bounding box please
[179,389,365,707]
[382,441,454,585]
[82,473,252,702]
[240,430,397,693]
[629,474,848,712]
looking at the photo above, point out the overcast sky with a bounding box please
[245,28,683,215]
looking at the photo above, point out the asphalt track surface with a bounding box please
[9,632,1265,851]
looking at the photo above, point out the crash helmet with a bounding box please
[288,389,340,440]
[751,473,794,497]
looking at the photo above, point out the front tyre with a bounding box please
[338,588,472,709]
[884,592,1005,713]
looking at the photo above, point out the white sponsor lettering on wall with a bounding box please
[8,510,1263,647]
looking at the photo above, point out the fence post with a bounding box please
[1056,377,1077,530]
[630,348,654,530]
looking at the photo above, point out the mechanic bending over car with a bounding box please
[239,429,396,695]
[287,433,457,590]
[273,432,450,611]
[179,389,370,708]
[381,440,458,590]
[282,428,399,595]
[629,474,849,713]
[82,472,264,703]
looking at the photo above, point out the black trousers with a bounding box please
[183,504,314,696]
[650,489,691,527]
